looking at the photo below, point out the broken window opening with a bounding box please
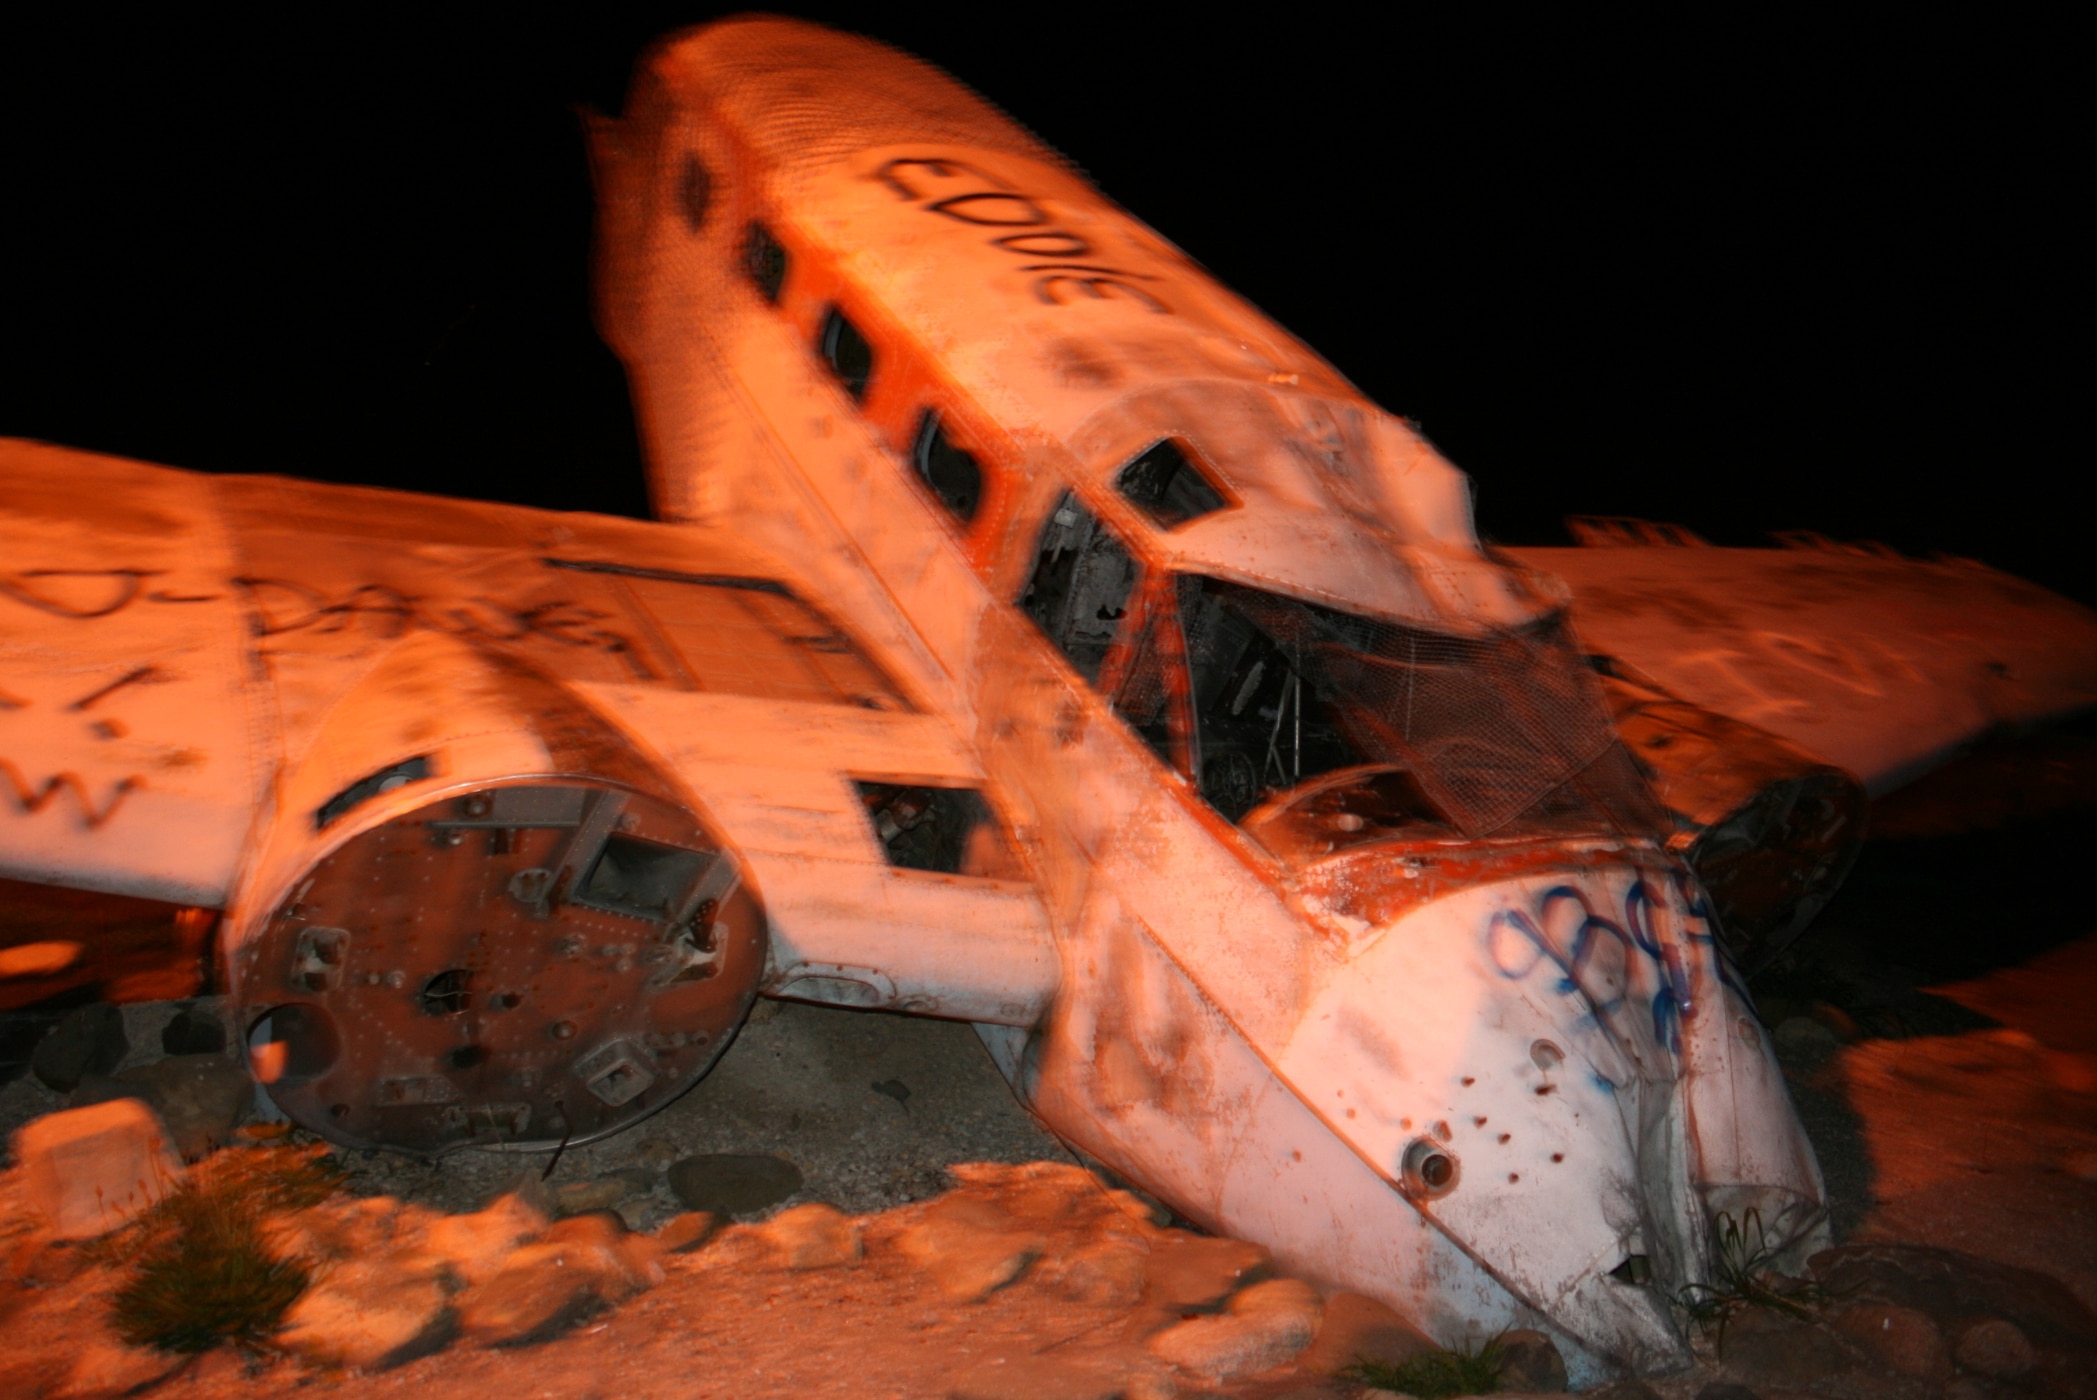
[1114,439,1232,529]
[819,305,875,402]
[913,410,984,524]
[743,222,788,303]
[853,782,1024,879]
[1018,490,1139,687]
[573,835,717,923]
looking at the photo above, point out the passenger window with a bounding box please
[819,306,875,402]
[743,222,788,303]
[913,410,984,524]
[1115,439,1231,529]
[853,782,1026,879]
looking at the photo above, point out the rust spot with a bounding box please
[1551,1152,1564,1163]
[1432,1120,1451,1142]
[1291,1149,1301,1162]
[1508,1173,1520,1183]
[1399,1118,1411,1130]
[1498,1133,1511,1144]
[1472,1116,1487,1127]
[1345,1107,1356,1119]
[1461,1076,1476,1086]
[1535,1083,1557,1096]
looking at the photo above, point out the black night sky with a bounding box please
[5,11,2082,602]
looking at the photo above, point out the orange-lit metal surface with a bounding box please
[7,15,2097,1383]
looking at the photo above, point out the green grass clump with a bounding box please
[1342,1337,1504,1397]
[101,1145,344,1355]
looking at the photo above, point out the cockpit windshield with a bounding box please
[1018,492,1661,848]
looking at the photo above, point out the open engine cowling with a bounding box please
[224,634,764,1155]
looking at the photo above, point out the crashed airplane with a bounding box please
[5,15,2096,1381]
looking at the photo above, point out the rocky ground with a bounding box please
[2,739,2094,1398]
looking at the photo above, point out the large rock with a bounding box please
[12,1100,182,1239]
[72,1054,249,1159]
[896,1196,1045,1302]
[1038,1236,1149,1309]
[754,1202,861,1270]
[1832,1299,1950,1380]
[277,1259,454,1370]
[1716,1307,1861,1390]
[159,1003,226,1056]
[1952,1317,2035,1379]
[56,1334,185,1398]
[1145,1277,1321,1380]
[457,1260,603,1347]
[421,1185,550,1287]
[1296,1291,1437,1375]
[1493,1328,1568,1391]
[31,1003,126,1093]
[1142,1231,1272,1314]
[1810,1242,2097,1352]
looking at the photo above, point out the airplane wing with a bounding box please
[1515,533,2097,794]
[1503,530,2097,968]
[1,440,1054,1146]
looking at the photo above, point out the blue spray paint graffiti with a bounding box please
[1485,872,1742,1062]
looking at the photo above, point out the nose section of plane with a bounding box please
[1277,854,1815,1373]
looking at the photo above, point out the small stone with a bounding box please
[59,1334,185,1398]
[554,1179,631,1216]
[896,1208,1044,1302]
[1953,1317,2035,1379]
[159,1004,226,1056]
[1493,1328,1567,1391]
[1146,1277,1321,1380]
[13,1100,183,1239]
[421,1187,549,1287]
[31,1004,126,1093]
[755,1202,860,1270]
[1832,1300,1949,1379]
[633,1138,677,1168]
[277,1261,454,1370]
[655,1211,718,1253]
[1298,1291,1437,1375]
[666,1153,803,1217]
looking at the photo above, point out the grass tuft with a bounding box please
[1675,1207,1828,1352]
[1341,1337,1504,1397]
[98,1145,344,1355]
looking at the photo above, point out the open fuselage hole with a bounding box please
[419,969,472,1016]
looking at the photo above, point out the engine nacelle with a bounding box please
[224,634,764,1154]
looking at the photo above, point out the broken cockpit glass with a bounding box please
[1020,491,1660,846]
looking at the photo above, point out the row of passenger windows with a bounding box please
[736,215,1267,817]
[737,219,1232,540]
